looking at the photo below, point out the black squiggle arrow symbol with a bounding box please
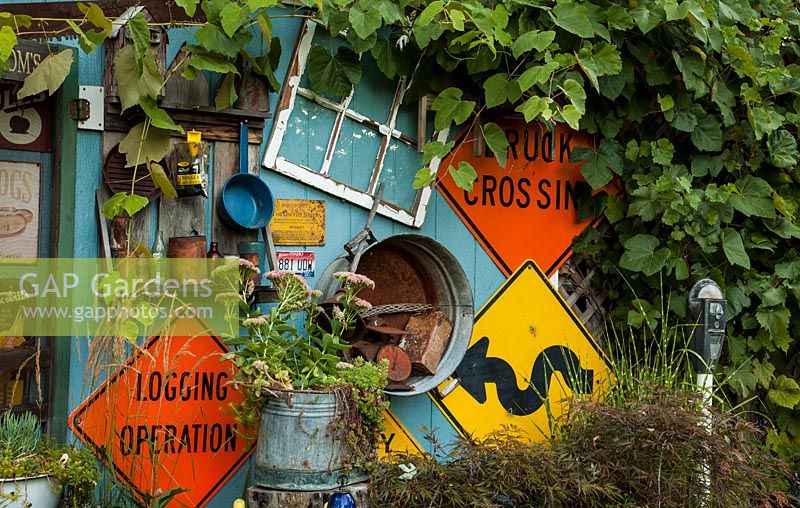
[455,337,594,416]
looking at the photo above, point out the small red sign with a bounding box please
[438,118,599,276]
[69,318,255,507]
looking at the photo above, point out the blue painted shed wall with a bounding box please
[0,4,506,505]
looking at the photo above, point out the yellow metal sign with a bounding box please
[379,410,423,458]
[432,260,612,441]
[269,199,325,246]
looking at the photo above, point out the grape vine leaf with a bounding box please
[0,26,16,72]
[413,168,436,189]
[431,87,475,130]
[448,162,478,191]
[149,162,177,199]
[118,122,171,168]
[176,0,200,17]
[620,234,671,275]
[756,306,790,351]
[721,228,750,269]
[730,176,776,218]
[550,2,594,38]
[483,122,509,168]
[349,2,382,39]
[512,30,555,58]
[101,192,150,219]
[483,73,522,108]
[17,49,73,99]
[768,375,800,409]
[307,46,361,98]
[139,96,184,133]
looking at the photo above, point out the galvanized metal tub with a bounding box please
[317,234,474,395]
[0,475,61,508]
[254,390,368,491]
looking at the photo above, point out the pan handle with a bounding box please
[239,120,248,174]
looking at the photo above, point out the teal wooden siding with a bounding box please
[0,4,506,505]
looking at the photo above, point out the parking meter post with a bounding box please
[688,279,727,506]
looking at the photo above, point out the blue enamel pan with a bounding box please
[217,121,274,230]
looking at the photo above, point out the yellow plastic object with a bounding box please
[232,499,245,508]
[187,130,202,157]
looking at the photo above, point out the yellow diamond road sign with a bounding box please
[432,260,612,441]
[379,409,423,458]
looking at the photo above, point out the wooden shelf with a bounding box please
[0,345,51,372]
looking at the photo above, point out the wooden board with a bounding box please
[211,141,258,256]
[158,138,208,241]
[102,131,151,251]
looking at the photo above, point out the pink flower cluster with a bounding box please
[333,271,375,289]
[243,316,268,327]
[239,258,260,274]
[353,297,373,310]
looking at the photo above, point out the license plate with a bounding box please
[275,251,315,277]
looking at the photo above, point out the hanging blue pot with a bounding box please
[328,491,356,508]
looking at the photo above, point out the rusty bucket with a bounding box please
[317,235,474,395]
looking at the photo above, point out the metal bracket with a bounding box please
[76,85,104,131]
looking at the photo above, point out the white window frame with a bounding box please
[263,20,448,228]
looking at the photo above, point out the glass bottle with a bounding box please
[207,241,223,259]
[151,230,166,259]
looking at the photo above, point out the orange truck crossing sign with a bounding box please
[69,318,255,507]
[438,119,597,275]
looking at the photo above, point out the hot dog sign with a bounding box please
[0,161,39,258]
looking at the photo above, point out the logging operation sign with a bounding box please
[438,119,599,276]
[68,318,255,508]
[432,260,612,441]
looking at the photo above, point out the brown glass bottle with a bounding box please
[206,241,223,259]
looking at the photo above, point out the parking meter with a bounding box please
[688,279,727,373]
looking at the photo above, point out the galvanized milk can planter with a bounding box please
[254,388,369,491]
[226,264,390,492]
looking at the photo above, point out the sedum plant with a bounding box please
[224,262,389,469]
[224,265,377,391]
